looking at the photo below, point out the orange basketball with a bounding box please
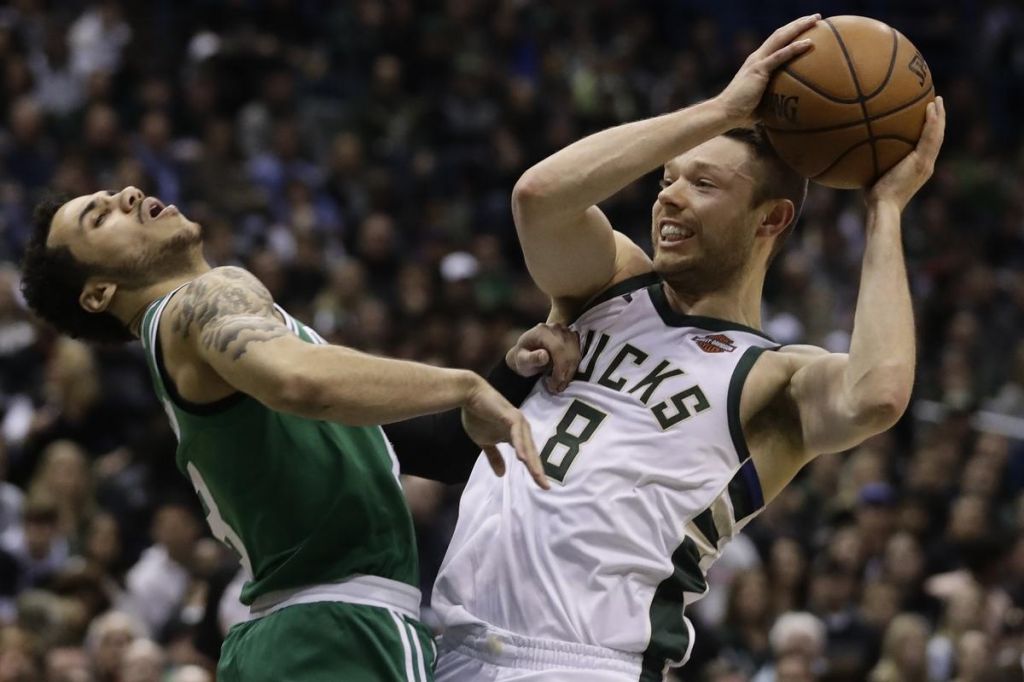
[759,15,935,189]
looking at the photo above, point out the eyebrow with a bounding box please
[76,191,114,230]
[689,160,724,176]
[77,200,97,230]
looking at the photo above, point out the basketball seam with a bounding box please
[811,135,917,181]
[762,84,935,135]
[825,18,879,180]
[780,67,862,104]
[862,27,899,100]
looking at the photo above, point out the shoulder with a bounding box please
[551,231,654,322]
[164,267,279,344]
[750,344,832,374]
[611,231,653,277]
[173,267,275,320]
[741,344,834,412]
[184,266,270,297]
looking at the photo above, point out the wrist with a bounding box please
[704,95,749,130]
[865,197,903,220]
[457,370,486,405]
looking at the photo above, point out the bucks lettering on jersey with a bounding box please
[139,288,418,604]
[434,274,777,680]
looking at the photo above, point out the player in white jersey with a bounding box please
[432,14,946,682]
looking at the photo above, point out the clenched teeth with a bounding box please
[660,223,694,239]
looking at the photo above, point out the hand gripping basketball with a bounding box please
[716,14,820,126]
[867,96,945,212]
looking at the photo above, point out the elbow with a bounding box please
[269,370,324,417]
[511,172,550,218]
[850,380,913,433]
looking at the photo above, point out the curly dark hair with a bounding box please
[20,193,135,344]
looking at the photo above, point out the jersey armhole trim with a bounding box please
[572,271,662,323]
[152,291,247,417]
[726,346,768,465]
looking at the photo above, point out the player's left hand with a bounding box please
[461,381,549,490]
[867,96,945,212]
[505,323,581,393]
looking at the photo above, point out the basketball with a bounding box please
[760,15,935,189]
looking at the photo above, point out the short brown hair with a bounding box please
[723,126,808,262]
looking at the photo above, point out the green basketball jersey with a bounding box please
[138,286,419,605]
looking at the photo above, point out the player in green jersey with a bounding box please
[18,188,566,681]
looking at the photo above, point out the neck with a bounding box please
[661,269,766,328]
[111,260,212,338]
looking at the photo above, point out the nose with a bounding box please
[118,187,144,212]
[657,181,687,210]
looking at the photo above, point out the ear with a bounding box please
[79,280,117,313]
[756,199,796,240]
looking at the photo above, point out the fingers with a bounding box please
[759,14,821,57]
[483,445,506,477]
[546,327,581,393]
[512,323,581,392]
[916,96,945,164]
[510,416,549,490]
[760,38,813,73]
[517,348,550,373]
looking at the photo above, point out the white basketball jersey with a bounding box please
[433,275,778,676]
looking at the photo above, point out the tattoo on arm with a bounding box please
[172,268,290,360]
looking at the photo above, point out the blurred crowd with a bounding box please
[0,0,1023,680]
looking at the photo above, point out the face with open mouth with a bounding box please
[137,196,180,223]
[48,187,203,284]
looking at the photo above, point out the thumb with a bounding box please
[515,348,549,373]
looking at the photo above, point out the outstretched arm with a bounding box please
[512,15,819,303]
[385,324,580,484]
[167,266,548,487]
[172,267,483,423]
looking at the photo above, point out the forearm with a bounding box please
[285,346,480,426]
[383,359,540,484]
[514,98,735,219]
[844,201,915,417]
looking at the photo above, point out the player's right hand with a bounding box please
[715,14,820,126]
[505,323,581,393]
[461,380,549,490]
[867,97,945,212]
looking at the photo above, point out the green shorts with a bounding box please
[217,601,436,682]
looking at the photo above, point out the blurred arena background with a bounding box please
[0,0,1022,680]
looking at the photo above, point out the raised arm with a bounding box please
[752,98,945,499]
[165,266,548,487]
[512,15,819,303]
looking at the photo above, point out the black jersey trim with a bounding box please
[152,298,247,417]
[574,272,662,321]
[639,536,703,681]
[647,283,775,341]
[726,346,766,464]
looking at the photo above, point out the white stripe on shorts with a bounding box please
[404,618,428,682]
[390,610,417,681]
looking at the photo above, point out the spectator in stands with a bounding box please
[84,611,143,682]
[869,614,929,682]
[0,2,1019,679]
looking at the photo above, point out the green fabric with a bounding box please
[218,602,436,682]
[138,292,419,604]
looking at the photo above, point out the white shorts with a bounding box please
[435,625,657,682]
